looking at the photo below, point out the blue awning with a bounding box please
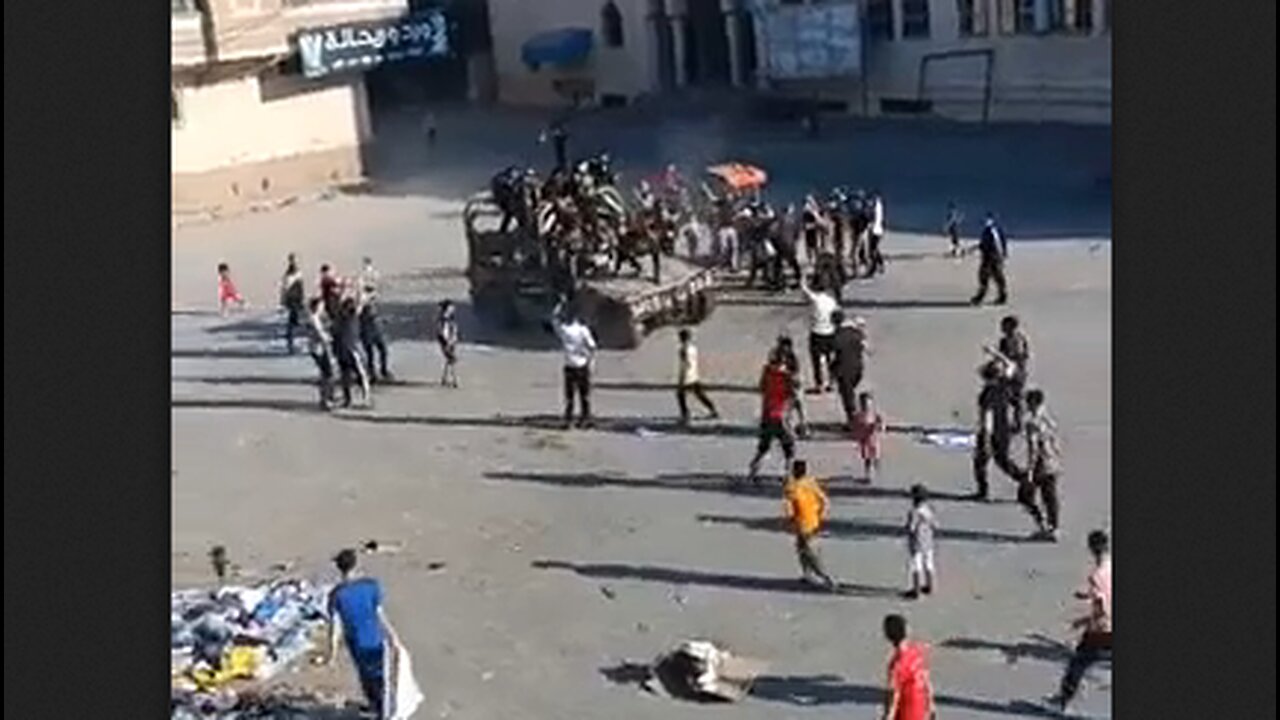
[521,28,593,69]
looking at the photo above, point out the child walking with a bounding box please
[216,262,247,315]
[436,300,459,388]
[904,484,938,600]
[675,328,719,424]
[850,391,885,482]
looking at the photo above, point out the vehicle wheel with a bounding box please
[471,288,518,328]
[687,291,714,324]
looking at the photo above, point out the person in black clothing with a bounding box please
[971,213,1010,305]
[801,194,823,262]
[830,310,868,428]
[280,254,305,354]
[848,190,870,277]
[944,201,963,257]
[744,208,772,289]
[332,297,370,408]
[827,192,849,285]
[996,314,1031,430]
[319,264,342,320]
[358,297,391,383]
[972,360,1025,500]
[305,298,336,410]
[541,121,569,172]
[769,213,803,291]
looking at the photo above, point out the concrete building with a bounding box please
[483,0,1110,124]
[171,0,468,213]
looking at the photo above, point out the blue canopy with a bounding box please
[521,28,593,69]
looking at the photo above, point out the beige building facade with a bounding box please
[171,0,407,213]
[483,0,1110,124]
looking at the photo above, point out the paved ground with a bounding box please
[172,109,1111,719]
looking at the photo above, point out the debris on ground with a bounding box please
[916,430,976,450]
[605,640,768,703]
[171,578,334,718]
[361,539,404,555]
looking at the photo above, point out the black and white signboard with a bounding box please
[297,10,450,79]
[751,1,862,79]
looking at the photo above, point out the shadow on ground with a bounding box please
[484,470,994,504]
[532,559,898,598]
[696,513,1044,545]
[193,299,559,351]
[750,675,1061,716]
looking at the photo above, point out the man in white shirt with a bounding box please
[800,273,839,393]
[551,300,598,428]
[868,190,886,275]
[358,257,380,304]
[676,328,719,424]
[716,220,739,271]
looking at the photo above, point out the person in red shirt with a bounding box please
[216,262,246,316]
[747,350,798,484]
[882,614,935,720]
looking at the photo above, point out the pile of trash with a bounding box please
[640,640,768,703]
[171,579,335,718]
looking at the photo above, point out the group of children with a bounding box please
[214,260,463,395]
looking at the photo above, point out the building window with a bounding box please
[867,0,894,40]
[1046,0,1092,32]
[902,0,931,37]
[958,0,990,36]
[997,0,1036,34]
[601,1,625,48]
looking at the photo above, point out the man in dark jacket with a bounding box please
[830,310,868,428]
[970,213,1010,305]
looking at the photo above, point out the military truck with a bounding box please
[463,192,717,349]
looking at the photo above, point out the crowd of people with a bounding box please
[205,151,1103,717]
[222,254,401,410]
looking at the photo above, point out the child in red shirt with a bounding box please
[216,262,246,316]
[882,614,935,720]
[851,391,885,482]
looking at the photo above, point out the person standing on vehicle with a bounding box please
[279,254,305,354]
[551,299,598,429]
[970,213,1010,305]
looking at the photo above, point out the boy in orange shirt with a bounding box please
[783,459,838,591]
